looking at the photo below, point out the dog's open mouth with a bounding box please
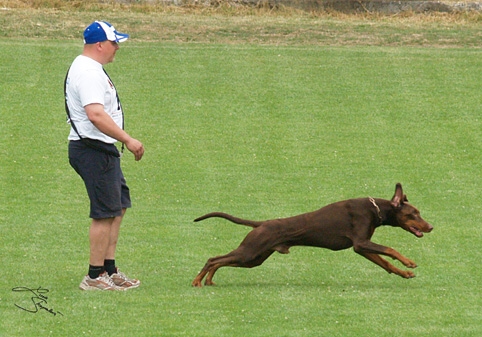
[410,226,423,237]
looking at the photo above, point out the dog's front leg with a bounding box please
[358,252,415,278]
[382,247,417,268]
[353,241,417,268]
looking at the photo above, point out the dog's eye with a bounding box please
[406,213,419,220]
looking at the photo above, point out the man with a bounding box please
[65,21,145,291]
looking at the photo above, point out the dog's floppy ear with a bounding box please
[390,183,404,208]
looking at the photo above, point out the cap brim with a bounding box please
[114,32,129,43]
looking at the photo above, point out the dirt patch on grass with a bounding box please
[122,0,482,14]
[1,1,482,47]
[4,0,482,13]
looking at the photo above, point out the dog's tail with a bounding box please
[194,212,263,228]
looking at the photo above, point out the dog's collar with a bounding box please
[368,197,383,224]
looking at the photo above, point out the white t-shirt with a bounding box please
[66,55,123,144]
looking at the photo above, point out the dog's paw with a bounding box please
[401,270,416,279]
[399,257,417,268]
[192,280,203,288]
[404,260,417,269]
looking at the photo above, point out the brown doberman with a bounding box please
[192,183,433,287]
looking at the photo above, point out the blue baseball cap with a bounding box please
[83,21,129,44]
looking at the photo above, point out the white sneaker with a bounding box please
[110,269,141,289]
[79,272,125,291]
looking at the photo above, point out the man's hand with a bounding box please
[125,137,144,161]
[85,104,145,161]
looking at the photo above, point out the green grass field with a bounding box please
[1,5,482,337]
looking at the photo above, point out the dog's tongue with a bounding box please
[410,226,423,237]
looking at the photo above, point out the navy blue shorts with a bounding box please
[69,140,131,219]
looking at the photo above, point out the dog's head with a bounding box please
[390,183,433,237]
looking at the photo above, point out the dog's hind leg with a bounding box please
[192,254,232,287]
[192,267,210,287]
[192,251,241,287]
[202,253,239,286]
[193,227,278,287]
[192,249,275,287]
[204,250,275,286]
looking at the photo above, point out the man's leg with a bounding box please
[90,217,115,267]
[79,217,122,290]
[105,208,141,289]
[105,208,126,261]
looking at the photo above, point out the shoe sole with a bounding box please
[79,283,125,291]
[120,283,140,290]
